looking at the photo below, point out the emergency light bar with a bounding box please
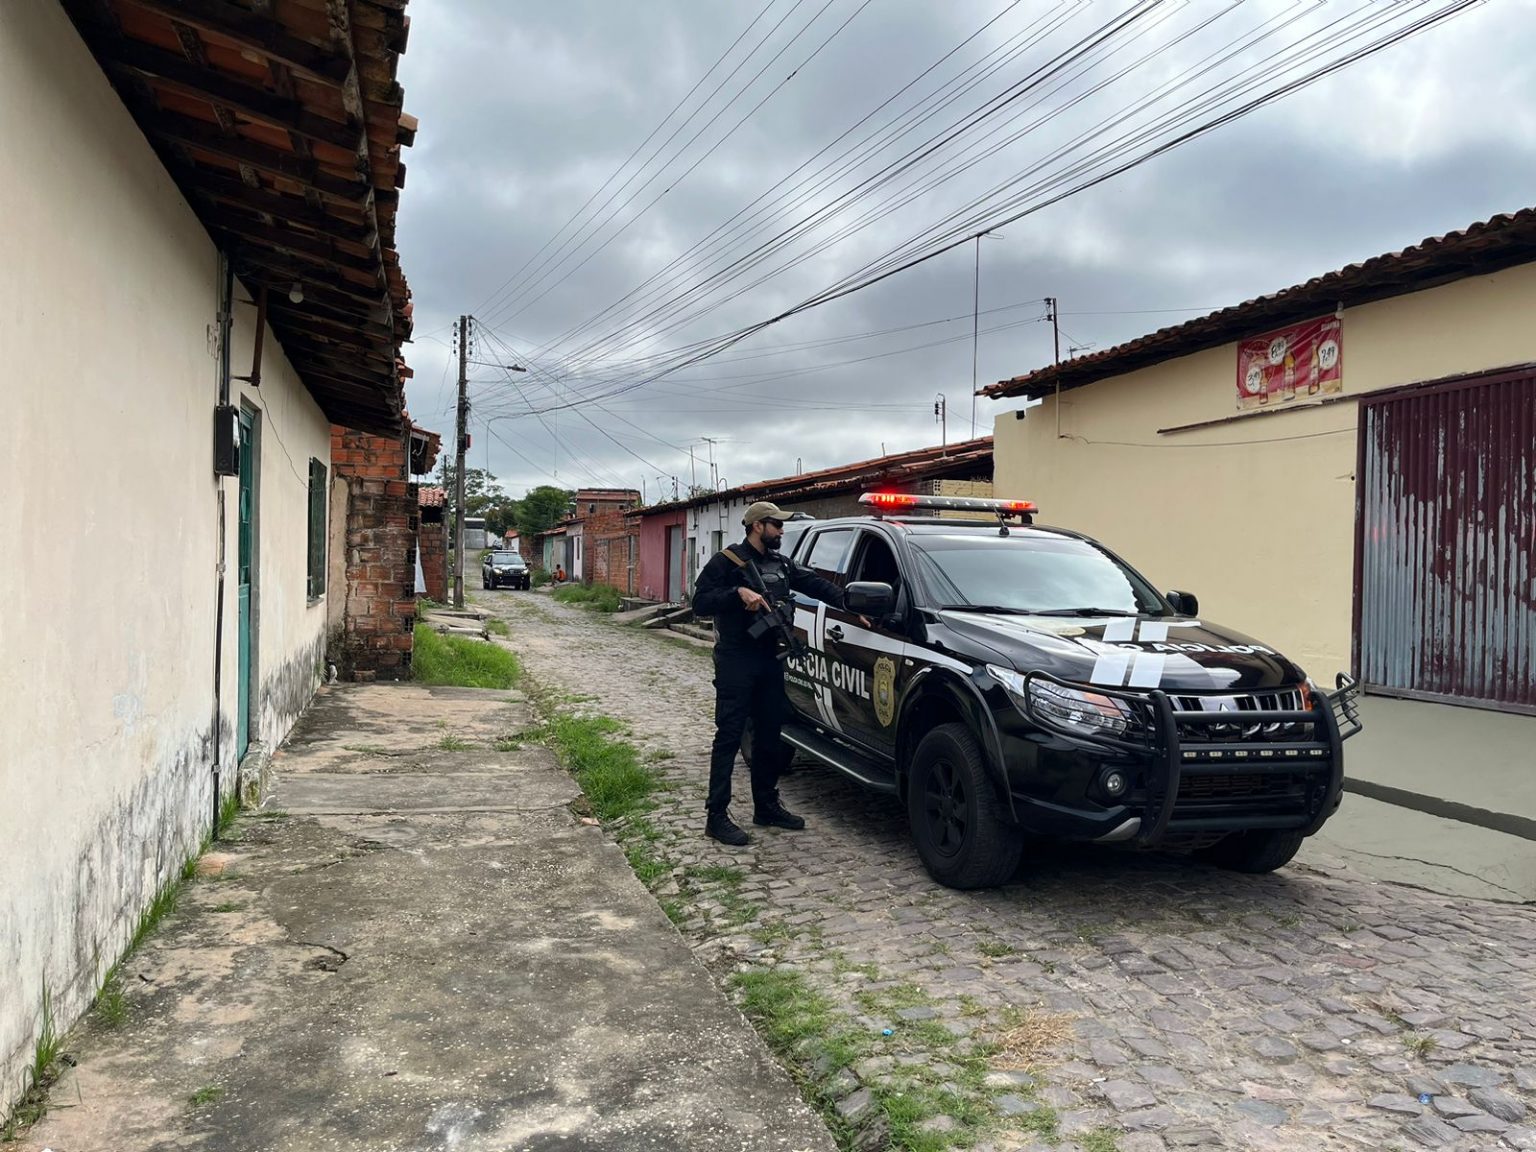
[859,492,1038,517]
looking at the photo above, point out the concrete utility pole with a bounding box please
[934,394,947,450]
[453,314,469,609]
[1045,297,1063,440]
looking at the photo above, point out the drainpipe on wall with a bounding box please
[210,257,235,840]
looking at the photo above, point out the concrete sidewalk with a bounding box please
[22,683,834,1152]
[1303,695,1536,903]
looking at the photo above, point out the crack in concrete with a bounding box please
[1320,848,1529,903]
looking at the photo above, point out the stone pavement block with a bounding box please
[1468,1086,1527,1122]
[1100,1080,1158,1110]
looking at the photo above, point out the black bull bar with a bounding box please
[1022,672,1364,844]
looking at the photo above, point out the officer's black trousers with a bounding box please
[707,646,784,815]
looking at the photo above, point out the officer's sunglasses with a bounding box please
[764,518,784,529]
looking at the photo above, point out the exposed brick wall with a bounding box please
[332,425,409,480]
[328,426,418,681]
[417,508,447,602]
[585,502,639,594]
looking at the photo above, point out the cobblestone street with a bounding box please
[483,591,1536,1152]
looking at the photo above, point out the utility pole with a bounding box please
[971,236,982,439]
[702,437,718,490]
[1045,297,1063,440]
[934,394,947,450]
[969,231,1002,439]
[453,313,469,609]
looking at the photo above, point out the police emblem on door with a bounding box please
[873,656,897,727]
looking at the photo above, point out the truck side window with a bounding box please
[803,528,854,583]
[851,532,900,593]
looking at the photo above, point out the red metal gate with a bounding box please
[1355,368,1536,714]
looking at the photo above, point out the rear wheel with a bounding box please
[1197,828,1305,874]
[907,723,1021,889]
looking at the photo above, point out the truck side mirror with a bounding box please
[845,581,895,617]
[1166,590,1199,616]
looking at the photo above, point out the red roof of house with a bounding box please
[985,207,1536,401]
[637,437,993,516]
[418,486,446,508]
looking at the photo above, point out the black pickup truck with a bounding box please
[761,493,1362,889]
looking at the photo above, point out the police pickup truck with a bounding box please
[765,492,1362,890]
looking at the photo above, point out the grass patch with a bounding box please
[732,969,1016,1151]
[1404,1033,1437,1058]
[485,618,510,636]
[2,986,63,1138]
[437,735,474,751]
[624,842,672,887]
[188,1084,224,1108]
[543,713,659,822]
[659,899,685,925]
[686,864,745,888]
[752,921,798,945]
[493,735,526,752]
[1080,1128,1123,1152]
[551,583,625,613]
[977,939,1020,960]
[216,789,241,839]
[412,624,521,689]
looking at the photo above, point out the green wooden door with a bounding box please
[237,409,254,758]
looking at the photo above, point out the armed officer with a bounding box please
[693,501,846,846]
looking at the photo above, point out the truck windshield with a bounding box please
[491,554,522,566]
[909,533,1165,616]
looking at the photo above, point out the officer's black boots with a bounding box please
[753,795,806,831]
[706,810,751,847]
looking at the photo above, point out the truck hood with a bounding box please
[938,611,1307,693]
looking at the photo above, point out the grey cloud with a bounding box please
[394,0,1536,496]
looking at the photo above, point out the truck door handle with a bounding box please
[826,624,844,641]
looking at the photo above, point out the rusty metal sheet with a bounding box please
[1358,370,1536,714]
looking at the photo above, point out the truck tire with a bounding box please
[1197,828,1305,874]
[907,723,1021,890]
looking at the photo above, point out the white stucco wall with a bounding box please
[0,0,330,1112]
[992,261,1536,680]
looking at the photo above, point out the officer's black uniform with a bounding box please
[693,540,845,820]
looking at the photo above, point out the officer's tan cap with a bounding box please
[742,500,788,526]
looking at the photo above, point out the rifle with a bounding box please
[722,548,809,663]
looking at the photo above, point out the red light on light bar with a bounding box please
[865,492,920,508]
[1002,500,1037,513]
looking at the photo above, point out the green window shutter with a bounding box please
[307,459,327,599]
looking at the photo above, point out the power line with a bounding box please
[524,0,1467,404]
[470,0,786,322]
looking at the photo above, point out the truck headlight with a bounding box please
[989,666,1136,737]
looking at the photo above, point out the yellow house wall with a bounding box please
[992,262,1536,680]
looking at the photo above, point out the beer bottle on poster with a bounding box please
[1280,351,1296,402]
[1307,344,1321,395]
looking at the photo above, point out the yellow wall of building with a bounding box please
[992,261,1536,680]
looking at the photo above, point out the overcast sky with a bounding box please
[392,0,1536,501]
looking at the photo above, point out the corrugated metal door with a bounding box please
[1356,370,1535,714]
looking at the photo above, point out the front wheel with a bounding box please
[1196,828,1305,874]
[907,723,1021,889]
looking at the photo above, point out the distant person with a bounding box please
[554,565,567,583]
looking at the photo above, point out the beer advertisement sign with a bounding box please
[1236,316,1342,410]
